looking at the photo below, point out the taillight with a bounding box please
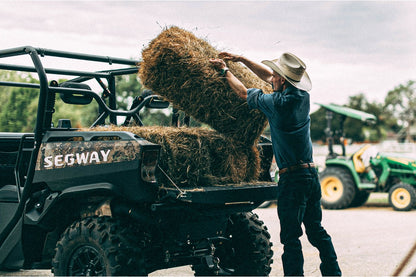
[141,149,159,183]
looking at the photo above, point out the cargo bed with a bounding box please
[161,181,278,205]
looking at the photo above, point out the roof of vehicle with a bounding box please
[315,103,377,124]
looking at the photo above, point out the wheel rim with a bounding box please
[321,176,344,202]
[391,188,411,209]
[68,245,105,276]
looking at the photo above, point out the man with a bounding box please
[210,52,341,276]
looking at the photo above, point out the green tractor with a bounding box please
[318,103,416,211]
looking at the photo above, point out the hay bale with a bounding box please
[139,26,272,146]
[85,126,260,187]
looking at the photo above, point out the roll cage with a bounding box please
[0,46,158,248]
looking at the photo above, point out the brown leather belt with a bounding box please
[279,163,315,175]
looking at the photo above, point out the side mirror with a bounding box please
[146,98,170,109]
[59,82,93,105]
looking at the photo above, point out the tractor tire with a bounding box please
[52,216,146,276]
[320,166,357,209]
[388,183,416,211]
[350,190,370,207]
[192,212,273,276]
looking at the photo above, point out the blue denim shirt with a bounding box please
[247,86,313,169]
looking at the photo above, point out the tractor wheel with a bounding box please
[192,212,273,276]
[350,190,370,207]
[388,183,416,211]
[52,216,146,276]
[320,166,357,209]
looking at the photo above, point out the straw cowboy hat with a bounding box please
[262,52,312,92]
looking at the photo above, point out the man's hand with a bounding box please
[209,57,248,100]
[219,52,242,62]
[221,52,273,84]
[209,58,227,70]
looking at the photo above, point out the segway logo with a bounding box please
[43,150,111,168]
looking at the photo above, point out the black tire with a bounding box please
[350,190,370,207]
[388,183,416,211]
[320,166,357,209]
[52,216,146,276]
[192,212,273,276]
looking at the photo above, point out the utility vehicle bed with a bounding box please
[162,182,277,205]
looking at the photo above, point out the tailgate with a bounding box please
[163,182,278,205]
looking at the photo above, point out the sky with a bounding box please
[1,1,415,111]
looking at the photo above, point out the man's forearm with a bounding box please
[238,56,273,83]
[209,57,248,99]
[219,52,273,83]
[225,71,247,100]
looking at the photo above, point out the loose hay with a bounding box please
[85,126,260,187]
[139,26,272,146]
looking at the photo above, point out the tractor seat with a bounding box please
[352,144,372,173]
[0,185,20,203]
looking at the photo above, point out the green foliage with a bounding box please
[311,93,385,143]
[44,78,100,128]
[0,71,39,132]
[115,72,178,127]
[52,97,99,128]
[116,72,202,128]
[115,74,143,110]
[384,80,416,141]
[0,70,174,131]
[310,107,328,142]
[345,93,382,142]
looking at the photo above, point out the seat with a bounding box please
[352,144,372,173]
[0,185,19,203]
[0,151,17,186]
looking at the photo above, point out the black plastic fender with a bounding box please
[24,182,120,228]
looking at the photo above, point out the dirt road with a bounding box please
[1,194,416,276]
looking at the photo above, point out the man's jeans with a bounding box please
[277,167,342,276]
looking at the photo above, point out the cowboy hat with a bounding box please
[262,52,312,92]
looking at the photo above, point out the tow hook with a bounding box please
[201,255,220,272]
[204,239,220,273]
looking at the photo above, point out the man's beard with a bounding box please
[271,83,282,93]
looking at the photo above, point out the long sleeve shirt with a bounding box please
[247,86,313,169]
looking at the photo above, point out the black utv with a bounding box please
[0,46,277,276]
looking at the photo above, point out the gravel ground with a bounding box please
[1,193,416,276]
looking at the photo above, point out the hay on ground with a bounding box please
[139,26,272,146]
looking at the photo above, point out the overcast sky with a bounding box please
[1,1,415,110]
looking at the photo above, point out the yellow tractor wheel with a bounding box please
[388,183,416,211]
[320,166,356,209]
[321,176,344,203]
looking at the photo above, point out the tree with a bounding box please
[115,73,173,126]
[310,107,328,142]
[346,93,383,142]
[53,97,99,128]
[0,71,39,132]
[115,74,143,110]
[116,72,202,127]
[310,94,384,143]
[384,80,416,142]
[0,70,174,131]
